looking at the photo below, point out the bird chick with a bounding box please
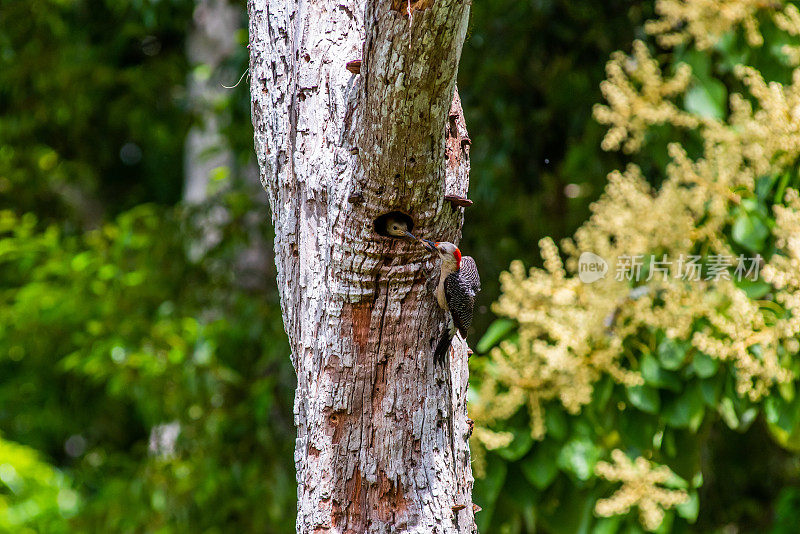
[384,216,418,241]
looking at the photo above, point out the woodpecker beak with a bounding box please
[404,230,418,241]
[421,239,437,253]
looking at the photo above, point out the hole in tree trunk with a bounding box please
[374,211,415,239]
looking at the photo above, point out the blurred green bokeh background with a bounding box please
[5,0,800,532]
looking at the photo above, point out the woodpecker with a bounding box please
[421,239,481,363]
[384,216,418,240]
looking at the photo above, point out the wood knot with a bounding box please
[348,192,364,204]
[346,60,362,74]
[327,409,349,444]
[460,137,472,149]
[451,504,467,513]
[390,0,434,15]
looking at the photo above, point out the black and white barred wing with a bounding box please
[444,255,480,337]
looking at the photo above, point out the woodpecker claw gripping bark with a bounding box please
[421,239,481,363]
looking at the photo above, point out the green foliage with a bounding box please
[458,0,647,336]
[0,436,78,533]
[0,197,295,531]
[9,0,800,532]
[471,2,800,533]
[0,0,294,531]
[1,0,661,527]
[0,0,195,222]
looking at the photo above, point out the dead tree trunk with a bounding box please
[248,0,475,531]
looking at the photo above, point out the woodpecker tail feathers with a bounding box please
[434,330,453,365]
[434,318,459,365]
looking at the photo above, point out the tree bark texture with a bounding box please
[248,0,475,531]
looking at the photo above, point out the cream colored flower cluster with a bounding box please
[716,66,800,176]
[645,0,800,65]
[645,0,770,49]
[471,3,800,481]
[761,188,800,385]
[596,35,800,160]
[595,450,689,531]
[774,4,800,64]
[471,251,640,439]
[592,41,696,153]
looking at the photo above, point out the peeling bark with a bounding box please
[248,0,475,531]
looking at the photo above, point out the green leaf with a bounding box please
[641,353,682,391]
[592,516,622,534]
[732,211,769,252]
[700,376,722,406]
[766,394,800,435]
[657,338,688,370]
[473,455,508,532]
[662,382,705,431]
[496,427,534,461]
[739,408,759,431]
[774,171,791,205]
[663,472,689,490]
[691,352,718,378]
[719,397,739,429]
[620,410,659,451]
[545,406,569,441]
[736,278,772,299]
[557,437,600,481]
[755,174,778,201]
[768,418,800,452]
[678,50,711,80]
[594,375,615,411]
[780,380,796,402]
[765,396,781,424]
[740,197,764,213]
[476,319,516,354]
[676,491,699,522]
[626,385,660,414]
[520,441,559,489]
[684,79,727,120]
[718,390,758,432]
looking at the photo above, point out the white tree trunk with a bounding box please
[248,0,475,531]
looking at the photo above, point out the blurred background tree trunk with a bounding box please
[184,0,238,207]
[248,0,476,531]
[184,0,272,286]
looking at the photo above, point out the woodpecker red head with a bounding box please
[421,239,462,269]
